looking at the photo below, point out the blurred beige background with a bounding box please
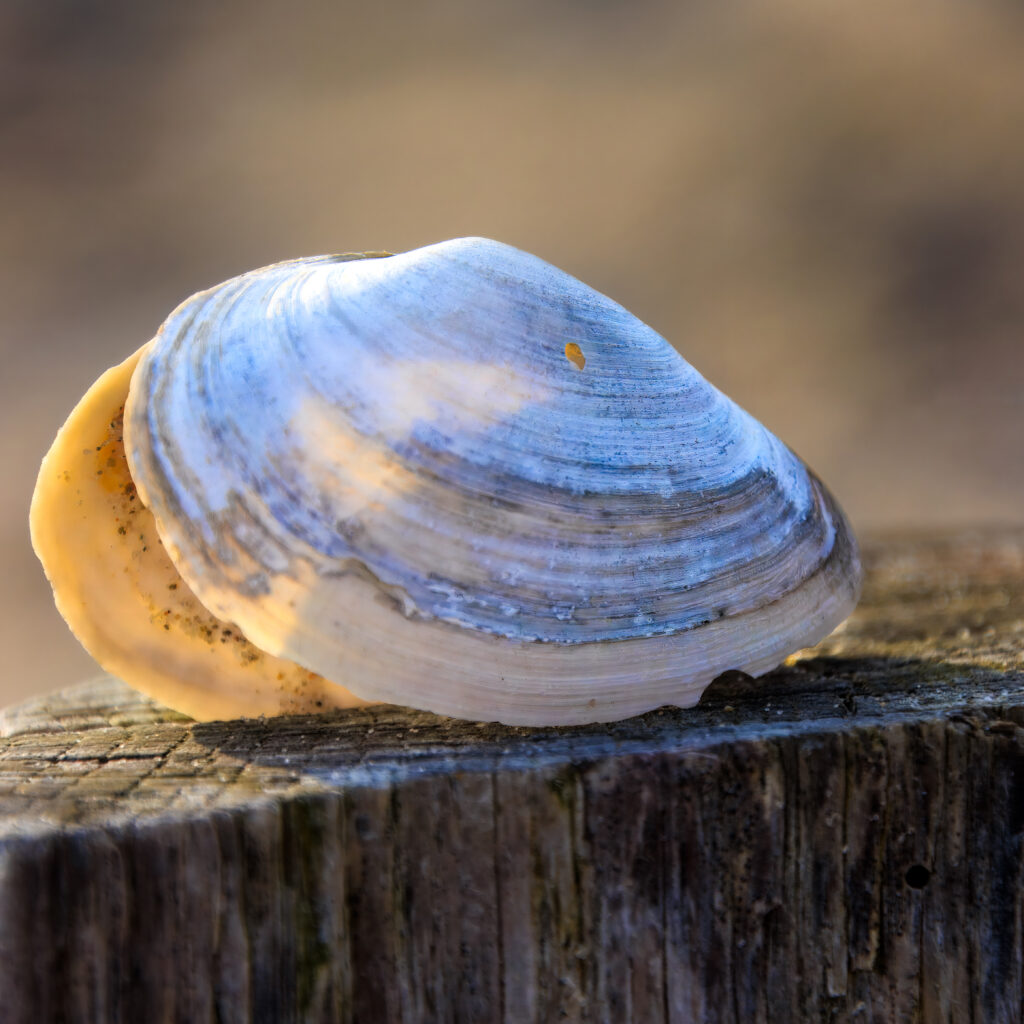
[4,0,1023,708]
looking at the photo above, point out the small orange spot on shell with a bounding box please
[564,342,586,370]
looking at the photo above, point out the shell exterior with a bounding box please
[34,237,861,725]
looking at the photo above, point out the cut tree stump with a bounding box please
[3,528,1024,1023]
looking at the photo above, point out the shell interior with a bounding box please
[29,347,371,720]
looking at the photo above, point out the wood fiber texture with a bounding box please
[3,529,1024,1023]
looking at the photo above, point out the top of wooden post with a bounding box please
[3,527,1023,837]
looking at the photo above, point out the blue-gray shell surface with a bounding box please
[123,237,861,724]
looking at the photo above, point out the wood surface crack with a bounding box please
[489,770,506,1024]
[842,728,859,1005]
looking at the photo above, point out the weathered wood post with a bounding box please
[3,529,1024,1022]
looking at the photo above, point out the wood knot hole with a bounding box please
[905,864,931,889]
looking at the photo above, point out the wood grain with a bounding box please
[3,529,1024,1022]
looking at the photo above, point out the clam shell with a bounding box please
[106,236,860,724]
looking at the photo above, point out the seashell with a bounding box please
[30,237,861,725]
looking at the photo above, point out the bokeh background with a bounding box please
[4,0,1023,707]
